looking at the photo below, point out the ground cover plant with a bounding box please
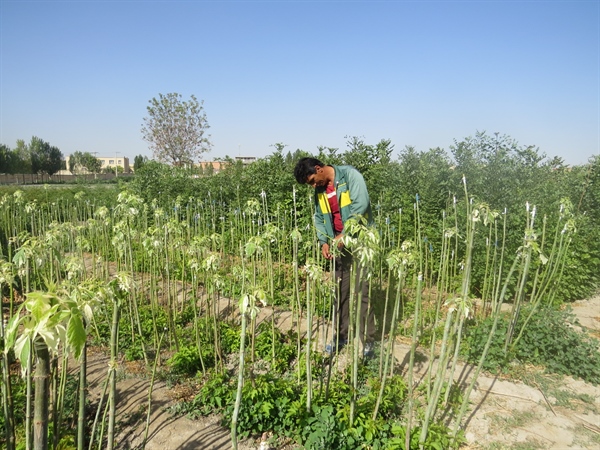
[1,135,599,450]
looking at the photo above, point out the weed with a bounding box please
[489,410,536,434]
[511,438,546,450]
[484,439,545,450]
[572,423,600,448]
[168,346,202,376]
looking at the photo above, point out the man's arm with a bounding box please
[313,193,329,246]
[345,166,370,217]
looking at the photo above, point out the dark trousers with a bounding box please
[334,249,376,343]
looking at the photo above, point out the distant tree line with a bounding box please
[0,137,63,175]
[1,137,150,176]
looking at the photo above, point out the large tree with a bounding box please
[69,151,102,174]
[12,140,32,173]
[0,144,12,173]
[141,93,211,166]
[29,136,62,175]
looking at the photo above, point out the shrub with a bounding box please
[463,305,600,384]
[168,346,203,376]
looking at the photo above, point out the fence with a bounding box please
[0,173,133,185]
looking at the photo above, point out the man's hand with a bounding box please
[322,235,345,260]
[321,243,333,260]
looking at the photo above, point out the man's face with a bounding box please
[305,165,328,188]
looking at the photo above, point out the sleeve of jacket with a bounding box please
[313,193,329,245]
[345,167,370,217]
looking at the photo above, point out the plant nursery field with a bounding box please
[1,159,599,450]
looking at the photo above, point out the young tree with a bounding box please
[141,93,211,166]
[81,152,102,173]
[133,154,148,172]
[5,291,89,450]
[69,151,102,174]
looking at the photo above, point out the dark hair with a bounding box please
[294,157,325,184]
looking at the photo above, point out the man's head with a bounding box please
[294,157,329,188]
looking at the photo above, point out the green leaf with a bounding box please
[12,248,26,267]
[239,295,249,314]
[67,315,86,359]
[38,329,59,353]
[16,336,31,373]
[27,292,53,321]
[244,241,257,257]
[4,311,23,352]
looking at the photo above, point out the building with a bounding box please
[235,156,256,165]
[197,161,227,174]
[196,157,256,175]
[98,156,130,173]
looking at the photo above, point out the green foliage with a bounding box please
[219,322,242,355]
[125,134,599,302]
[230,373,300,438]
[302,404,342,449]
[168,346,203,376]
[5,291,89,367]
[29,136,63,175]
[514,306,600,384]
[168,359,458,449]
[388,422,464,450]
[463,316,511,372]
[128,161,198,207]
[0,143,29,174]
[181,370,234,418]
[0,137,63,175]
[124,344,146,362]
[133,154,148,172]
[554,213,600,301]
[464,305,600,384]
[254,322,297,373]
[0,375,26,431]
[68,151,102,174]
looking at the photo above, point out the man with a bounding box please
[294,157,376,357]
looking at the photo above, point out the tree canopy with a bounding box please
[1,137,63,175]
[141,93,211,166]
[133,154,148,172]
[69,151,102,174]
[29,136,63,175]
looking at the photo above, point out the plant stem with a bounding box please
[33,340,50,450]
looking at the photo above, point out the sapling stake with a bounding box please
[141,328,166,449]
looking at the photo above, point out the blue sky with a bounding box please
[1,0,598,166]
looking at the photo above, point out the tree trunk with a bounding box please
[33,341,50,450]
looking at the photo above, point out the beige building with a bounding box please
[98,156,130,173]
[235,156,256,165]
[197,161,227,174]
[196,157,256,174]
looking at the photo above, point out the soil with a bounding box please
[84,294,600,450]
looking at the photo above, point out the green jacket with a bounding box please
[313,165,373,245]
